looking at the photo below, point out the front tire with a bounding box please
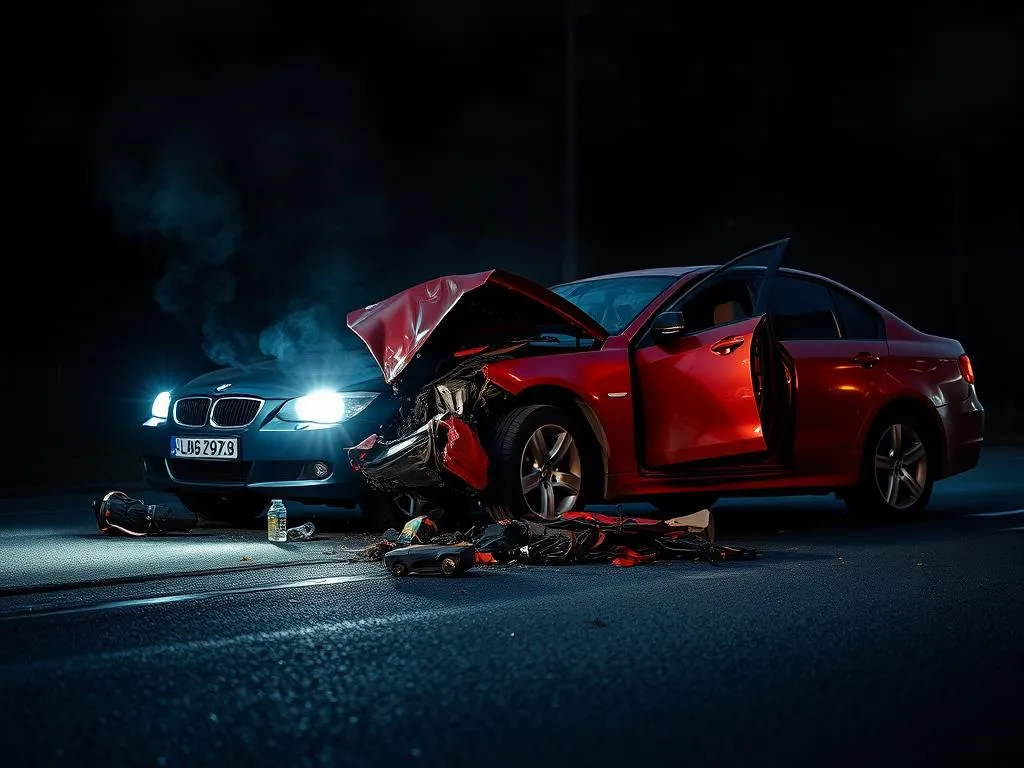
[176,493,267,525]
[482,404,592,522]
[845,416,934,519]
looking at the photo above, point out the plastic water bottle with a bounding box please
[267,499,288,542]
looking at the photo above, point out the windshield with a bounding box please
[551,274,678,334]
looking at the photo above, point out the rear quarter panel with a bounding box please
[864,317,977,474]
[881,320,970,409]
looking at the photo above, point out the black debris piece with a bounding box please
[91,490,198,536]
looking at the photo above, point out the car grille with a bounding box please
[210,397,263,428]
[173,397,211,427]
[166,459,252,484]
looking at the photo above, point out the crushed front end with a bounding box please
[345,346,519,503]
[342,269,609,512]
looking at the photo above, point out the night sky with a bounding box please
[3,1,1023,477]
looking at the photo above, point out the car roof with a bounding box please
[555,265,713,285]
[555,265,847,286]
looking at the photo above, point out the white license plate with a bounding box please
[170,436,239,460]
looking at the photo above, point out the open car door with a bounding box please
[632,239,788,468]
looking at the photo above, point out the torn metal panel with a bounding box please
[347,421,439,492]
[439,414,489,490]
[347,414,489,493]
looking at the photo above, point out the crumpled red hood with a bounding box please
[346,269,608,384]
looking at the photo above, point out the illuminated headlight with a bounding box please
[277,391,379,424]
[151,391,171,420]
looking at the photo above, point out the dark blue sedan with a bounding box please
[140,350,409,527]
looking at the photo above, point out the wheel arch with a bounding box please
[496,385,609,498]
[862,395,947,477]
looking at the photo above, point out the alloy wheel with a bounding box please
[873,423,928,510]
[519,423,583,519]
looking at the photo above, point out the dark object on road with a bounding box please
[384,544,477,577]
[360,515,440,562]
[91,490,198,537]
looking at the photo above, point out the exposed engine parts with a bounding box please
[346,345,526,499]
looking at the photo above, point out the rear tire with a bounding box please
[844,414,935,519]
[482,404,594,522]
[176,493,267,525]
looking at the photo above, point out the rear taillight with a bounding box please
[958,354,975,385]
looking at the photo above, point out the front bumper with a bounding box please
[140,401,391,506]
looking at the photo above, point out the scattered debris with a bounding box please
[587,618,607,628]
[362,507,757,572]
[286,522,316,541]
[240,555,252,562]
[91,490,197,536]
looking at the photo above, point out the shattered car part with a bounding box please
[346,414,488,494]
[384,544,477,577]
[92,490,198,536]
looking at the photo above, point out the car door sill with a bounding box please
[639,464,791,481]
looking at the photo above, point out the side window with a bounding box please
[674,276,756,335]
[829,289,885,340]
[769,277,841,340]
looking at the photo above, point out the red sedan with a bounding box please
[346,239,984,522]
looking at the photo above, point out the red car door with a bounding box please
[767,276,890,474]
[632,240,788,468]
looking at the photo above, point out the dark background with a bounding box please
[2,0,1022,486]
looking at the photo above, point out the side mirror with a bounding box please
[651,311,685,340]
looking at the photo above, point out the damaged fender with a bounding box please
[344,269,607,499]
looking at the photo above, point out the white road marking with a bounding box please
[968,509,1024,518]
[0,574,381,621]
[998,526,1024,532]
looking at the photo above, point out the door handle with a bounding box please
[710,335,745,355]
[852,352,880,368]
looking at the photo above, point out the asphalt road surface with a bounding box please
[1,447,1022,767]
